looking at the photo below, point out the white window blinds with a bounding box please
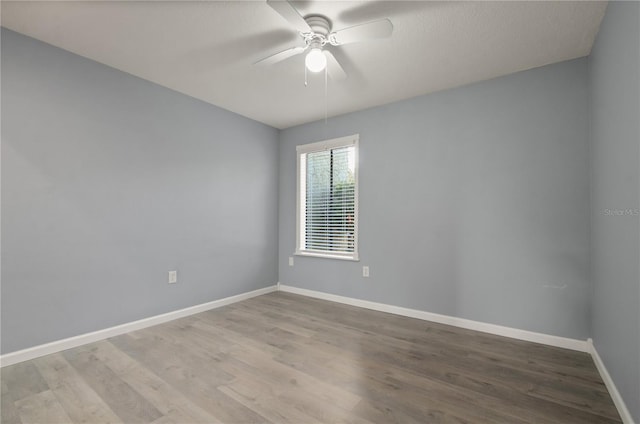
[296,135,359,260]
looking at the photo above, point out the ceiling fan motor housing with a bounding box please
[304,15,332,46]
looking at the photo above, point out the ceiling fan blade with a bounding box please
[324,50,347,81]
[255,45,307,66]
[329,19,393,45]
[266,0,312,33]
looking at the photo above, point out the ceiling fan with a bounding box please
[256,0,394,80]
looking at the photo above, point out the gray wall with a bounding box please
[589,2,640,420]
[1,29,279,354]
[279,58,591,340]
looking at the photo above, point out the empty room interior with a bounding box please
[1,1,639,423]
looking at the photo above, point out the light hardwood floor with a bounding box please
[1,292,621,423]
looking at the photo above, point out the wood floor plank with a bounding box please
[14,390,72,424]
[191,314,287,357]
[327,352,533,424]
[2,292,622,423]
[63,346,163,424]
[218,378,319,424]
[227,341,362,412]
[128,324,236,386]
[81,340,219,424]
[1,390,22,424]
[275,389,373,424]
[109,333,270,424]
[351,398,438,424]
[217,345,371,424]
[1,361,51,424]
[148,416,175,424]
[1,362,49,402]
[33,352,122,424]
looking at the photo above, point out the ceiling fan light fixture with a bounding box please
[305,48,326,73]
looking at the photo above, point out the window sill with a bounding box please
[294,251,360,261]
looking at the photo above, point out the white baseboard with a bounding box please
[278,284,589,352]
[0,285,278,367]
[587,339,635,424]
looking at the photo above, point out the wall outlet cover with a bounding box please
[168,270,177,284]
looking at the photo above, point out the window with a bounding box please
[296,134,359,260]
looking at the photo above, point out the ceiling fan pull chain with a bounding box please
[325,65,328,125]
[304,64,308,87]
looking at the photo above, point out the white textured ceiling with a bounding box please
[2,1,607,129]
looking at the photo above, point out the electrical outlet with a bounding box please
[168,270,177,284]
[362,266,369,277]
[289,257,294,267]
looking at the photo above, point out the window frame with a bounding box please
[295,134,359,261]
